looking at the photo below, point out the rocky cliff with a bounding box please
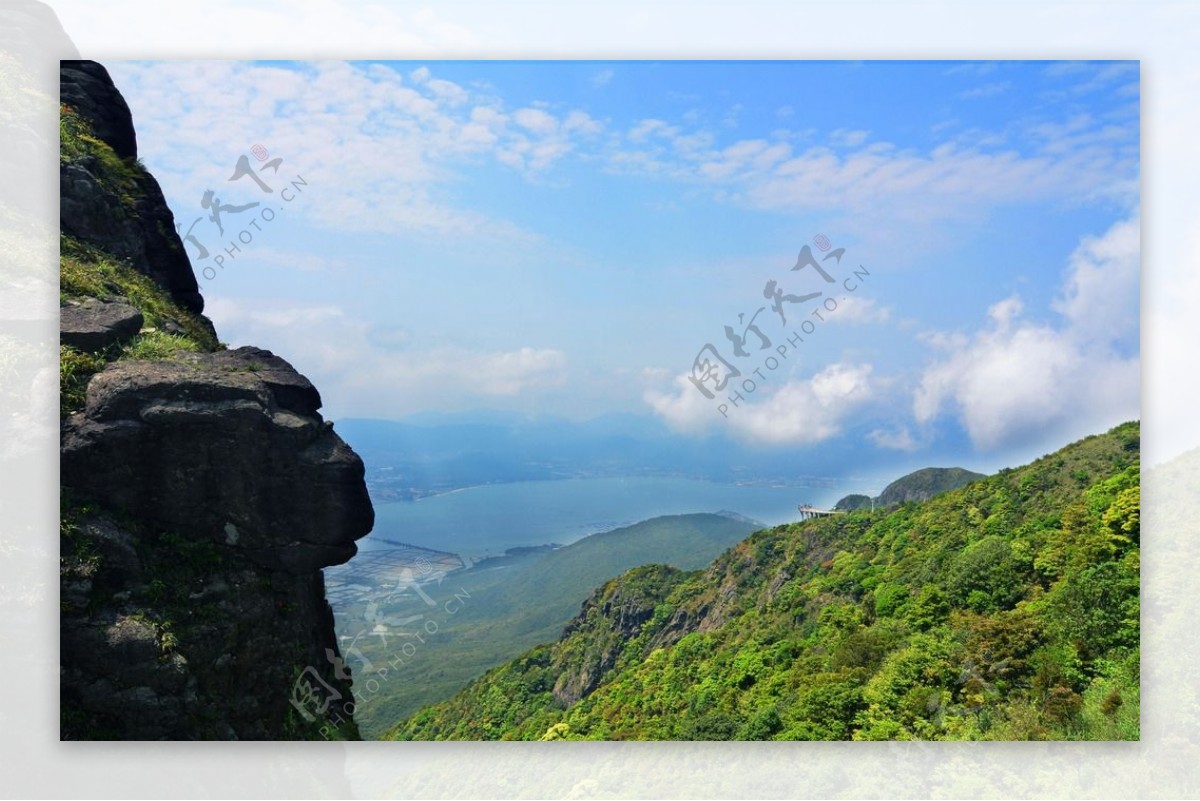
[59,61,374,739]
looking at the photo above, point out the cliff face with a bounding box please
[60,61,207,315]
[59,61,374,739]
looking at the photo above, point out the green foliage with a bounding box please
[390,422,1140,741]
[877,466,986,505]
[872,581,908,617]
[946,535,1028,612]
[58,236,219,415]
[60,345,106,415]
[59,102,220,417]
[61,104,142,208]
[855,632,958,740]
[61,236,217,351]
[1103,485,1140,547]
[346,513,756,738]
[834,493,872,511]
[120,330,202,360]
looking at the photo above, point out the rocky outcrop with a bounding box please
[60,297,143,351]
[60,61,206,314]
[61,508,355,740]
[61,347,374,739]
[551,565,682,705]
[62,347,373,574]
[59,60,374,740]
[60,60,137,160]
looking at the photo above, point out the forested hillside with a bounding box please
[391,422,1139,741]
[340,513,758,737]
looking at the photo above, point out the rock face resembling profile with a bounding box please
[62,347,374,575]
[59,61,374,740]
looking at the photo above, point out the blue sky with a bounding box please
[105,59,1139,460]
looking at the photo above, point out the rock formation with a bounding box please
[59,61,373,739]
[60,60,207,314]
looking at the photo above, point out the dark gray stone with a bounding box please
[60,348,373,739]
[60,60,207,315]
[61,348,374,574]
[61,297,143,351]
[193,346,323,416]
[60,60,137,160]
[59,347,369,733]
[58,58,370,743]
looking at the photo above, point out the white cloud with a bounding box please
[103,59,1137,253]
[425,77,469,106]
[988,295,1024,330]
[590,69,614,88]
[204,298,568,417]
[513,107,558,136]
[830,128,869,147]
[698,139,790,181]
[913,215,1140,451]
[108,61,603,241]
[829,296,891,325]
[563,110,602,136]
[1042,61,1139,96]
[645,362,875,446]
[204,297,345,336]
[241,248,352,274]
[644,374,719,435]
[734,364,874,445]
[629,118,678,141]
[916,330,969,351]
[959,81,1010,99]
[603,103,1135,230]
[868,426,918,451]
[1052,215,1140,343]
[640,366,672,382]
[944,63,1000,77]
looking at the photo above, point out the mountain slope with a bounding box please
[342,513,759,737]
[390,422,1139,741]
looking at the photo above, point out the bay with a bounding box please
[361,476,841,558]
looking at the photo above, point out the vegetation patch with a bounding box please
[59,236,219,415]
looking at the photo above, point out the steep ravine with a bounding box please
[59,60,374,740]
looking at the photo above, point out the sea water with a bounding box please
[362,475,841,558]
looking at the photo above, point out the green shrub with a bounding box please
[60,345,106,415]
